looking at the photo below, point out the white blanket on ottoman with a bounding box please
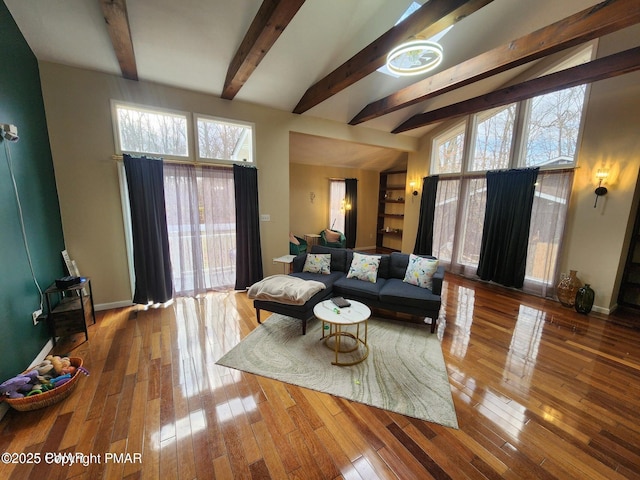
[247,275,326,305]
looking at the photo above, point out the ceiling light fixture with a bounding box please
[386,39,443,76]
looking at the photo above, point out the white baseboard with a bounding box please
[592,305,612,315]
[95,300,133,311]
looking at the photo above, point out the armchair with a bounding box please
[320,229,346,248]
[289,234,308,255]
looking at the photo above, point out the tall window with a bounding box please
[329,179,346,232]
[113,102,252,295]
[431,84,587,297]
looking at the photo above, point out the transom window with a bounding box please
[196,115,254,163]
[113,102,189,158]
[112,101,255,165]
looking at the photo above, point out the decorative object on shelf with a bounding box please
[556,270,581,307]
[593,169,609,208]
[575,284,595,314]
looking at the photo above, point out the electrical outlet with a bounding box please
[32,309,43,325]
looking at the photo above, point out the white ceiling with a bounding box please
[5,0,608,171]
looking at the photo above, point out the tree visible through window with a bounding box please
[114,103,188,157]
[197,116,254,163]
[524,85,586,167]
[430,83,587,297]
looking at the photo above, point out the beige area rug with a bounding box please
[216,314,458,428]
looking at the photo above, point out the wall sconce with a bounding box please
[341,199,352,211]
[593,169,609,208]
[409,181,419,202]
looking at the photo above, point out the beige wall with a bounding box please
[562,27,640,312]
[289,163,380,249]
[403,28,640,313]
[39,23,640,313]
[38,62,416,307]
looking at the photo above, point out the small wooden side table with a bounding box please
[44,278,96,346]
[304,233,321,247]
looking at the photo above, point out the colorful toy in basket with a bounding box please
[0,355,89,400]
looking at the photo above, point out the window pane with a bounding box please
[432,123,465,174]
[329,180,346,232]
[116,104,188,157]
[470,104,516,172]
[523,85,586,167]
[457,178,486,266]
[197,116,253,162]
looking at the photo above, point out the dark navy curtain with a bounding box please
[477,167,539,288]
[414,175,439,256]
[345,178,358,248]
[123,154,173,304]
[233,164,263,289]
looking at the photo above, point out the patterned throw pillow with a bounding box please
[347,252,381,283]
[403,254,439,289]
[302,253,331,274]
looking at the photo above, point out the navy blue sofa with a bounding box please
[253,245,444,334]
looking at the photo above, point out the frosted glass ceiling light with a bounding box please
[386,39,443,76]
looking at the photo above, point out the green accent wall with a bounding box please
[0,3,65,381]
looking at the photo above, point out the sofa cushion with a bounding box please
[290,270,343,288]
[403,254,439,290]
[346,251,390,279]
[390,252,438,279]
[389,252,410,279]
[310,245,348,272]
[379,278,441,310]
[334,276,386,301]
[346,252,381,283]
[303,253,331,274]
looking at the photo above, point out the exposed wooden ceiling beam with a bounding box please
[99,0,138,81]
[222,0,305,100]
[393,46,640,133]
[292,0,494,115]
[350,0,640,126]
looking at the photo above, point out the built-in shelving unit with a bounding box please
[376,170,406,252]
[618,199,640,312]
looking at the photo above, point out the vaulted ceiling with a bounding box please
[5,0,640,170]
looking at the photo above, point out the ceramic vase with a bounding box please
[557,270,581,307]
[575,284,595,314]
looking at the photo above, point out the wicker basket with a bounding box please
[3,357,84,411]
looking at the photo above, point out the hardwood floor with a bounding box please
[1,273,639,479]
